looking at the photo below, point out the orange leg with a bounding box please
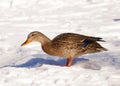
[66,57,74,67]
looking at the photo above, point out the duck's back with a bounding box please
[51,33,106,58]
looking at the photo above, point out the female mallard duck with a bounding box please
[21,31,107,67]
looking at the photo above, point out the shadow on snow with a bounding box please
[15,56,88,68]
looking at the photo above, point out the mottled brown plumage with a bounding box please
[21,31,107,67]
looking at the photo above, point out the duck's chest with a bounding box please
[42,44,57,56]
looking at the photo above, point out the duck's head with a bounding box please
[21,31,50,46]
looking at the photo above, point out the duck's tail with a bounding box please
[96,38,108,51]
[88,37,106,42]
[101,47,108,51]
[97,47,108,51]
[96,37,106,42]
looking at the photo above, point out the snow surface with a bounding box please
[0,0,120,86]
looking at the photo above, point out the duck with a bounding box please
[21,31,107,67]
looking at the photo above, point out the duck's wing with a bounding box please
[52,33,90,48]
[52,33,106,50]
[52,33,82,49]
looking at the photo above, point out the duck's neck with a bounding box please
[41,39,55,56]
[38,35,51,46]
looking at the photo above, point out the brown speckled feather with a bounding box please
[51,33,107,58]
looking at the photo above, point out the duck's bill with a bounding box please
[21,39,31,46]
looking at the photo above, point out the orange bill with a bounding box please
[21,39,31,46]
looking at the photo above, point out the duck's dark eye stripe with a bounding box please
[31,33,36,36]
[31,34,35,36]
[28,34,36,37]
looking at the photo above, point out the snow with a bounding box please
[0,0,120,86]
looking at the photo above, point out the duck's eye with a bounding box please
[31,34,36,36]
[29,33,36,37]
